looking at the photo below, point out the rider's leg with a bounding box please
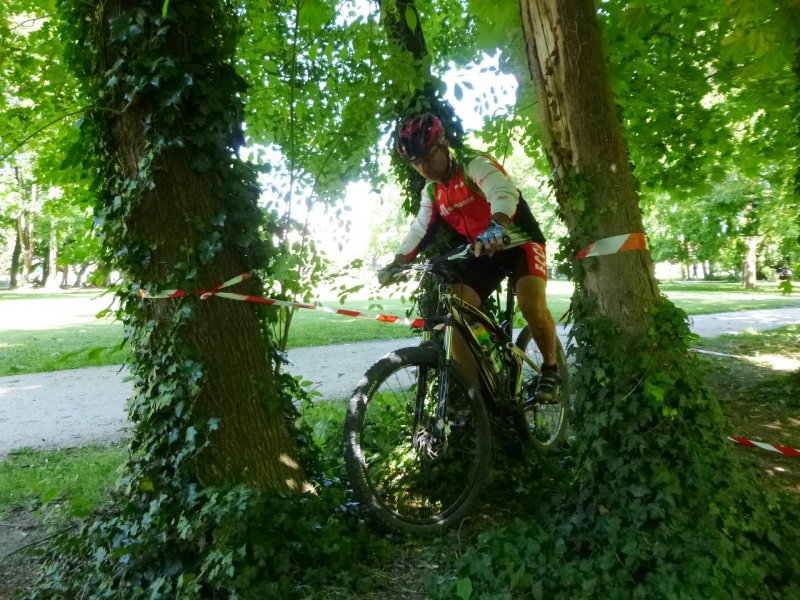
[450,283,482,389]
[516,274,561,402]
[515,275,557,366]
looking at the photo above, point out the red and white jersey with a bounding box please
[397,153,523,260]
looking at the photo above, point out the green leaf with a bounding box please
[456,577,473,599]
[404,6,418,32]
[41,487,60,504]
[162,0,170,18]
[454,83,464,101]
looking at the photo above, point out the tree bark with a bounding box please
[380,0,428,57]
[520,0,659,335]
[742,235,758,288]
[9,229,21,289]
[42,226,58,288]
[17,211,34,288]
[93,0,310,492]
[72,260,90,288]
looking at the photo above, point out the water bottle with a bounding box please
[470,323,502,373]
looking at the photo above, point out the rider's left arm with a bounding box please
[491,213,512,227]
[465,155,519,219]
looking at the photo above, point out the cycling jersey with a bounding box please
[396,150,545,261]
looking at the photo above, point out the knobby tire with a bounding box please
[344,345,492,534]
[514,327,570,451]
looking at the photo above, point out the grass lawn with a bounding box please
[0,280,798,376]
[0,444,127,518]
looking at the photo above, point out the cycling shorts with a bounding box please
[454,241,547,301]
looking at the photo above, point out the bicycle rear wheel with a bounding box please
[514,327,570,451]
[344,345,491,534]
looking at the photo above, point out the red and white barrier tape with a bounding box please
[729,436,800,458]
[142,273,800,459]
[577,232,648,259]
[138,272,426,329]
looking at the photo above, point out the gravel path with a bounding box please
[1,308,799,457]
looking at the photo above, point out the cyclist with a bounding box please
[378,112,560,403]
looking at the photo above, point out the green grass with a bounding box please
[694,324,800,499]
[0,397,351,520]
[0,289,101,302]
[659,281,800,314]
[0,324,128,376]
[0,444,126,518]
[1,281,798,376]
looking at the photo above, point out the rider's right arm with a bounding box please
[395,184,438,262]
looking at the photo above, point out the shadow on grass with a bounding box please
[697,325,800,498]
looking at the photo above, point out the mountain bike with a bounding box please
[343,243,570,533]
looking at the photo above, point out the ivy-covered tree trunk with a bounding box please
[65,0,309,491]
[520,0,659,330]
[516,0,798,596]
[380,0,464,213]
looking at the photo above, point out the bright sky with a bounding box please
[312,53,518,266]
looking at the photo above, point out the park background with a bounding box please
[1,1,799,599]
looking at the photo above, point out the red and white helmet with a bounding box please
[396,113,444,160]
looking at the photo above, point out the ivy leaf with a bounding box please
[454,83,464,101]
[162,0,170,19]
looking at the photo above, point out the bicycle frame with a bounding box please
[413,254,543,441]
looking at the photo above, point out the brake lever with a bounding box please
[445,244,473,262]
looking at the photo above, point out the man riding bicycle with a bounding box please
[378,112,560,403]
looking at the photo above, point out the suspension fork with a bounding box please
[435,313,455,437]
[412,313,454,439]
[413,313,453,440]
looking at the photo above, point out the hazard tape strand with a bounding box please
[141,271,800,459]
[577,232,648,259]
[138,272,426,329]
[729,436,800,458]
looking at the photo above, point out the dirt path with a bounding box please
[1,308,799,457]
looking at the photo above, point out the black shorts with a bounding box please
[454,242,548,301]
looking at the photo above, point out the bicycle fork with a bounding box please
[413,313,454,453]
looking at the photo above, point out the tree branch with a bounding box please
[1,104,132,161]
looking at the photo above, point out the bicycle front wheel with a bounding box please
[514,327,570,452]
[344,345,491,534]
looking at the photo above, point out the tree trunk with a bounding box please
[380,0,428,56]
[9,229,21,289]
[515,1,790,595]
[17,210,34,287]
[59,265,69,288]
[742,235,758,288]
[42,227,58,288]
[520,0,659,335]
[72,260,90,288]
[89,0,309,492]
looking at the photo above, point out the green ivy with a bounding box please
[434,169,800,598]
